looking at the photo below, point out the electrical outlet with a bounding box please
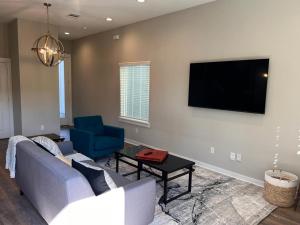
[236,153,242,162]
[40,125,45,131]
[210,147,215,154]
[230,152,236,161]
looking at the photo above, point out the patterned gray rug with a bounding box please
[96,158,276,225]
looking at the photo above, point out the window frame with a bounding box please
[118,61,151,128]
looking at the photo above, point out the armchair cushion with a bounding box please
[72,116,125,158]
[94,136,123,151]
[103,125,124,139]
[74,116,104,136]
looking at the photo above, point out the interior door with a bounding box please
[59,54,72,126]
[0,60,13,138]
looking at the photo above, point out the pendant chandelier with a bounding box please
[32,3,64,67]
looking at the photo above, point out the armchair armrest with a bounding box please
[70,128,94,156]
[123,178,156,225]
[104,125,125,139]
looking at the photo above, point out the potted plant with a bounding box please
[264,127,299,207]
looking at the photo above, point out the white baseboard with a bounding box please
[125,138,264,187]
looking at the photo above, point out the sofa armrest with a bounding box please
[103,125,125,139]
[123,178,156,225]
[70,128,94,156]
[50,178,156,225]
[57,141,75,155]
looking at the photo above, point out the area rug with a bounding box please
[96,157,276,225]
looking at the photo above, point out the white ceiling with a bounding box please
[0,0,216,40]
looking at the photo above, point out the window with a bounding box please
[59,60,65,118]
[119,62,150,127]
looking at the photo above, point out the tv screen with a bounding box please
[188,59,269,114]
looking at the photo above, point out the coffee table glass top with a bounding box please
[119,146,195,173]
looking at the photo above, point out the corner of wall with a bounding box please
[8,19,22,134]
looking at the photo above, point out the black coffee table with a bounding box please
[115,146,195,204]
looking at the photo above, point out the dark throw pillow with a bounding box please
[72,160,110,195]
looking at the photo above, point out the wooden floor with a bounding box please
[0,136,299,225]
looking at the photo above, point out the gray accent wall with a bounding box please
[8,20,22,134]
[60,39,73,54]
[8,19,60,136]
[0,23,9,58]
[72,0,300,180]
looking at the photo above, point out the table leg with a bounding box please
[163,172,168,204]
[137,161,142,180]
[188,167,193,192]
[115,153,119,173]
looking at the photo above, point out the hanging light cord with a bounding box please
[44,3,51,33]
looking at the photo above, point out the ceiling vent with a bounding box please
[68,13,80,18]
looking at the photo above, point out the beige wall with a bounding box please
[0,23,9,58]
[8,19,60,136]
[72,0,300,180]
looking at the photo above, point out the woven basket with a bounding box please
[264,170,299,207]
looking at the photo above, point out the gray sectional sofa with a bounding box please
[15,141,156,225]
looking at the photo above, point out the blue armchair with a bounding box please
[70,116,124,159]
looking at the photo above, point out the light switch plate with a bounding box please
[237,153,242,162]
[230,152,236,161]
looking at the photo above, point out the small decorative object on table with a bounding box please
[136,148,168,162]
[264,170,299,207]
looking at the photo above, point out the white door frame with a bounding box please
[0,58,14,137]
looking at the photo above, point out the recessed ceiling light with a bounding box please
[64,32,70,35]
[83,26,88,30]
[137,0,145,3]
[106,17,113,22]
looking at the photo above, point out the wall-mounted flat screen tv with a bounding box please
[188,59,269,114]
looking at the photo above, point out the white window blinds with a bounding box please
[120,62,150,125]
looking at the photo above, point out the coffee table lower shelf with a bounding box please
[115,152,194,204]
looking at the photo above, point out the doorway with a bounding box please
[59,54,72,126]
[0,59,14,138]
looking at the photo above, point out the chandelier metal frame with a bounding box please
[31,3,64,67]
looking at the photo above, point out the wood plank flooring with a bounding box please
[0,134,299,225]
[0,139,47,225]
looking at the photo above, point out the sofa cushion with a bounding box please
[72,160,117,196]
[94,136,123,151]
[56,155,72,166]
[82,160,132,187]
[31,136,63,156]
[66,153,130,187]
